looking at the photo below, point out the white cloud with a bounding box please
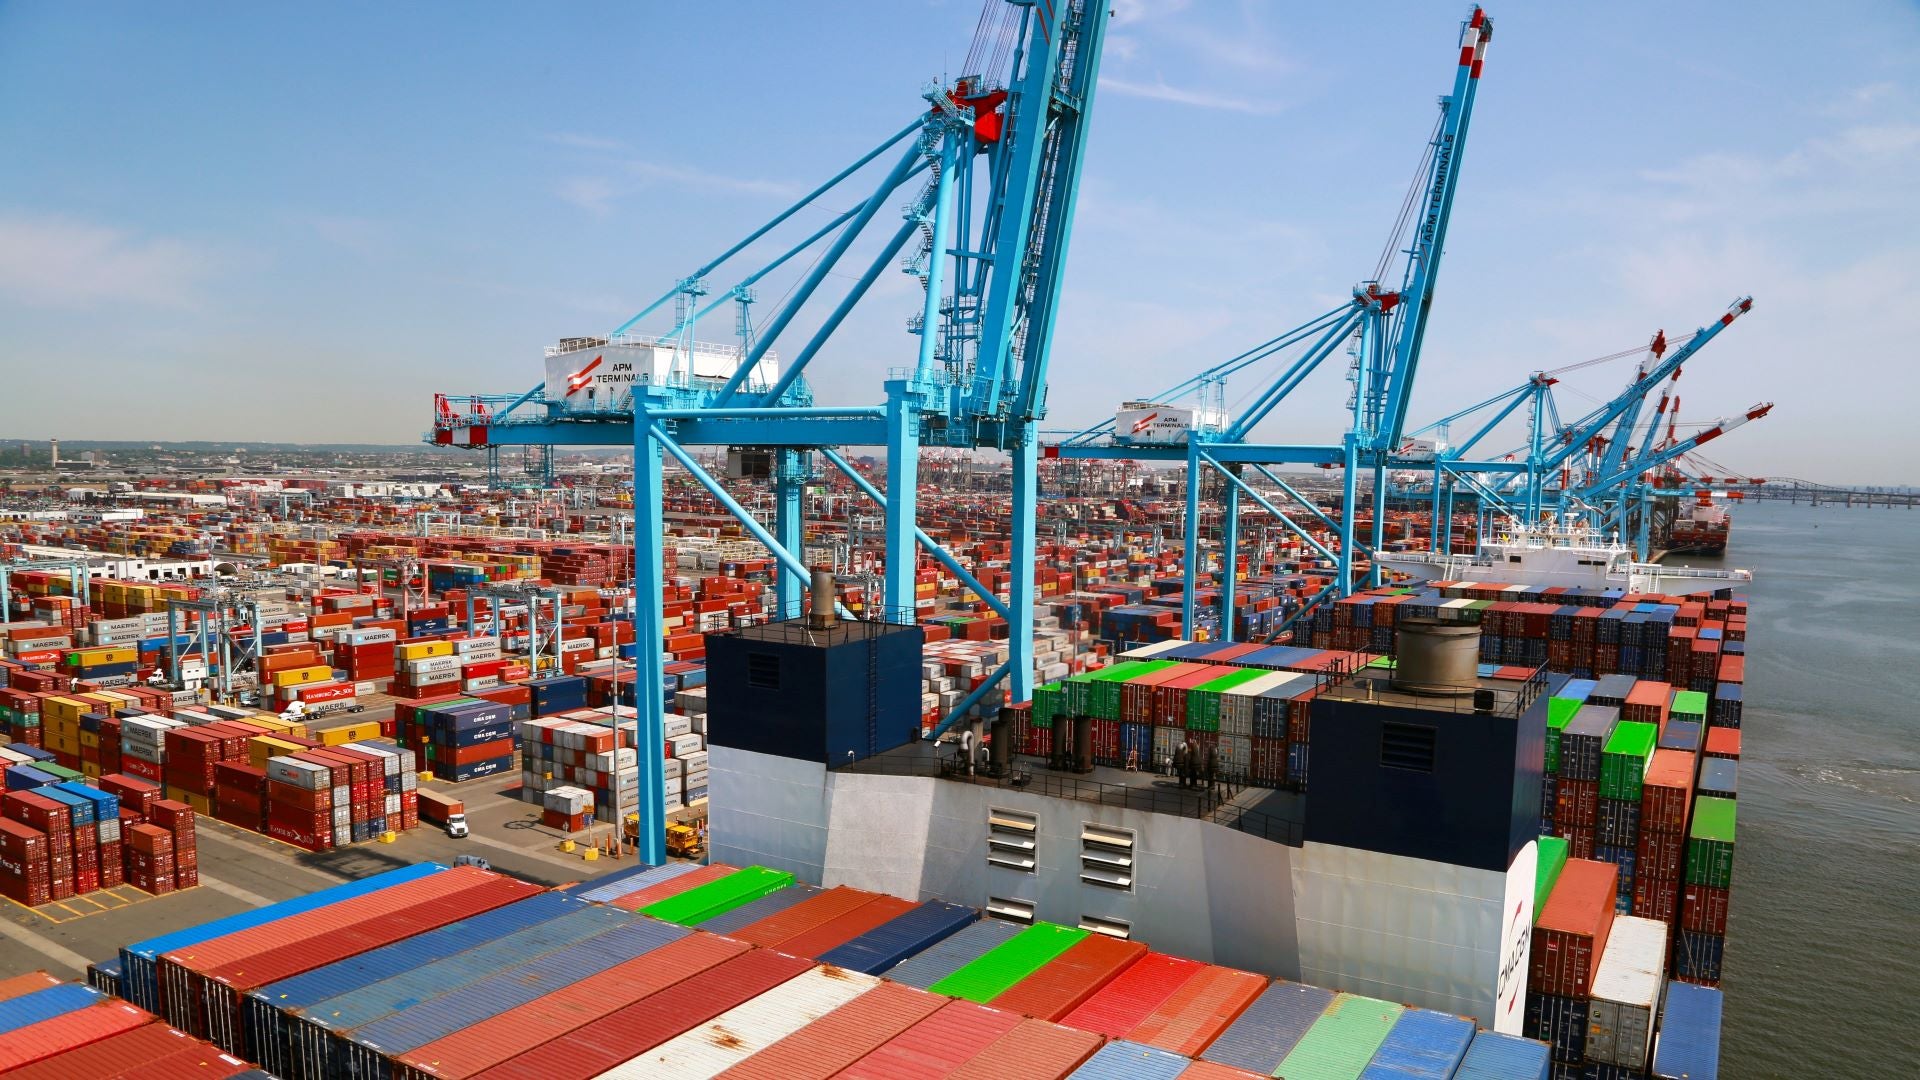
[0,214,217,309]
[545,132,627,152]
[557,176,618,214]
[1098,74,1284,114]
[624,160,800,199]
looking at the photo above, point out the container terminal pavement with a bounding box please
[0,857,1721,1079]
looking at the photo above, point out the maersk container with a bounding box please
[686,978,942,1080]
[275,896,619,1080]
[838,998,1023,1080]
[572,860,701,904]
[883,917,1023,989]
[699,883,823,935]
[1201,979,1333,1073]
[1453,1030,1550,1079]
[0,983,103,1036]
[1068,1039,1190,1080]
[1357,1007,1473,1078]
[598,964,880,1078]
[1585,915,1668,1069]
[119,862,443,1013]
[249,892,583,1076]
[1062,952,1206,1040]
[1273,992,1404,1080]
[1651,981,1722,1080]
[931,922,1088,1003]
[338,917,690,1079]
[815,899,977,975]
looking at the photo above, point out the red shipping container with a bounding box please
[948,1016,1102,1080]
[391,933,749,1080]
[708,980,946,1080]
[837,998,1024,1080]
[772,895,916,962]
[1623,681,1670,727]
[1125,964,1266,1057]
[99,773,162,815]
[1639,749,1696,834]
[1704,727,1741,760]
[719,885,880,946]
[603,863,739,913]
[462,947,813,1080]
[0,971,62,1003]
[1530,858,1619,997]
[0,997,155,1072]
[1637,829,1686,881]
[1180,1063,1272,1080]
[1555,778,1600,830]
[438,739,516,767]
[1631,872,1679,924]
[1681,883,1731,936]
[0,817,51,906]
[1060,952,1205,1038]
[992,934,1149,1022]
[0,1022,202,1080]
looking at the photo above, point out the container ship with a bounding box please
[1665,496,1732,556]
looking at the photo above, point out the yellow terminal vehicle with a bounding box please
[624,814,706,860]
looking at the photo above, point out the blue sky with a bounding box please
[2,1,1915,482]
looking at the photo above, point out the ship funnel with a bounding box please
[808,567,839,630]
[1392,618,1481,696]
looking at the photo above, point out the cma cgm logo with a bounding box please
[1498,898,1529,1015]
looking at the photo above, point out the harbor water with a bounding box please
[1669,500,1919,1075]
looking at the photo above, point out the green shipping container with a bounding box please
[1534,835,1569,924]
[1599,721,1660,801]
[1669,689,1709,720]
[1032,682,1062,730]
[1186,667,1268,733]
[640,866,794,926]
[1686,796,1738,889]
[1545,697,1583,775]
[36,762,84,783]
[1090,660,1175,720]
[1275,992,1406,1080]
[930,921,1087,1003]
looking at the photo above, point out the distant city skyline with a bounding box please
[1,2,1915,483]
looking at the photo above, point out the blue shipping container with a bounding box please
[816,899,977,975]
[1359,1006,1474,1078]
[1202,980,1333,1073]
[1453,1031,1551,1080]
[0,983,104,1035]
[882,917,1022,988]
[1068,1039,1189,1080]
[572,861,701,904]
[1651,981,1722,1080]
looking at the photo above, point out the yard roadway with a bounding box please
[0,776,702,982]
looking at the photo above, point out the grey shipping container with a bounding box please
[557,861,665,898]
[1202,979,1334,1073]
[1561,706,1620,782]
[247,892,586,1080]
[1067,1039,1190,1079]
[572,860,701,903]
[339,916,690,1079]
[816,899,977,974]
[881,916,1022,988]
[1452,1030,1551,1080]
[697,883,823,936]
[1651,981,1722,1080]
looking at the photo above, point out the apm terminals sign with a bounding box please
[1494,840,1538,1036]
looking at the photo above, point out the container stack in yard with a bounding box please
[3,855,1619,1078]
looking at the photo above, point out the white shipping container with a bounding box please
[667,734,704,758]
[404,655,463,675]
[662,715,693,740]
[595,965,878,1079]
[1586,915,1670,1068]
[343,628,398,647]
[268,757,331,790]
[453,635,501,654]
[675,750,708,774]
[408,668,462,687]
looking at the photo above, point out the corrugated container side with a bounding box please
[562,860,682,900]
[0,983,101,1033]
[1178,1062,1268,1079]
[1650,981,1722,1080]
[694,884,822,936]
[607,863,739,912]
[1357,1007,1473,1079]
[814,899,976,975]
[0,997,155,1072]
[931,923,1089,1003]
[835,998,1024,1080]
[250,892,583,1079]
[1273,991,1404,1080]
[1067,1039,1190,1080]
[0,1021,200,1080]
[1585,915,1668,1069]
[1453,1030,1551,1080]
[709,979,943,1079]
[338,917,691,1078]
[991,934,1147,1022]
[946,1016,1104,1080]
[879,914,1022,989]
[595,964,880,1078]
[286,902,630,1080]
[1061,952,1206,1040]
[1126,964,1267,1057]
[103,1042,252,1079]
[394,932,748,1080]
[768,895,916,961]
[0,972,62,1004]
[1199,979,1333,1073]
[467,947,813,1080]
[725,886,881,949]
[121,862,443,1012]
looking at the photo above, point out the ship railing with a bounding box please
[1631,562,1753,581]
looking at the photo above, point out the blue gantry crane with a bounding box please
[428,0,1111,861]
[1049,6,1494,643]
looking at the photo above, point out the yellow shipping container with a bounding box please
[40,696,88,724]
[81,762,101,779]
[273,665,334,688]
[248,735,311,768]
[316,721,382,746]
[396,641,453,662]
